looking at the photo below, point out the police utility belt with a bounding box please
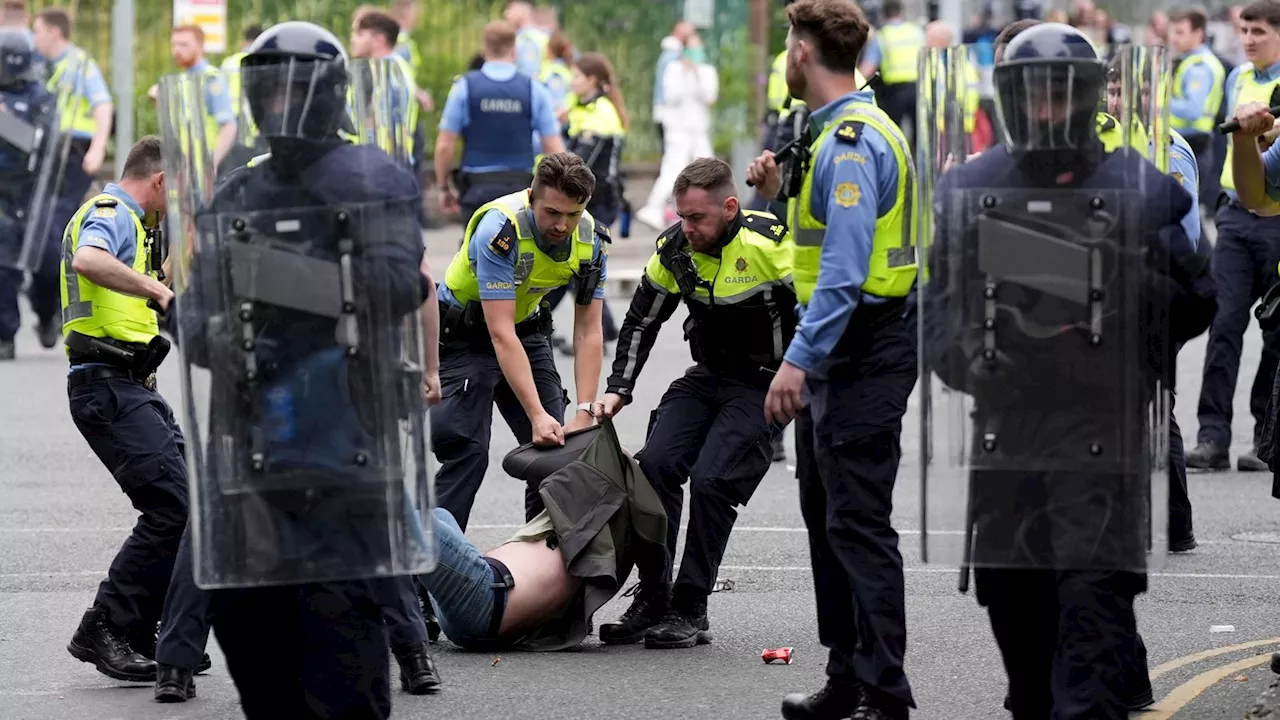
[66,331,171,392]
[439,299,551,348]
[452,169,534,195]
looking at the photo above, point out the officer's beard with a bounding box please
[785,65,807,106]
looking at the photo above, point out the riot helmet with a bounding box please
[242,21,350,144]
[993,23,1106,157]
[0,29,35,90]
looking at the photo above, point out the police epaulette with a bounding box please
[833,120,864,145]
[596,222,612,244]
[94,197,118,208]
[742,212,787,242]
[655,221,685,252]
[488,219,518,257]
[1098,114,1117,132]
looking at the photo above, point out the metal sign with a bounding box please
[173,0,227,54]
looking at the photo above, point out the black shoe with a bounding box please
[67,606,157,682]
[0,341,13,360]
[1169,535,1198,553]
[599,583,669,645]
[154,664,195,703]
[416,581,441,643]
[130,624,212,675]
[1239,448,1268,472]
[781,678,865,720]
[772,435,786,462]
[36,320,58,349]
[644,597,711,649]
[394,642,441,695]
[1186,441,1230,470]
[1271,651,1280,675]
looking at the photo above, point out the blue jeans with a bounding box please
[422,508,505,649]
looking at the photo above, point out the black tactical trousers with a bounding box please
[636,365,779,602]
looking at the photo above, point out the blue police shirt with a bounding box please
[783,89,898,375]
[50,46,111,140]
[437,207,608,308]
[1168,132,1202,247]
[1224,58,1280,201]
[189,59,236,127]
[1171,45,1219,138]
[439,61,560,172]
[515,27,547,80]
[69,182,146,372]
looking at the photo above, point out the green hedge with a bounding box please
[37,0,760,162]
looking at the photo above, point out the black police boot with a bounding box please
[852,688,909,720]
[1169,534,1198,553]
[394,641,441,695]
[154,664,195,703]
[781,678,865,720]
[67,606,157,682]
[0,340,13,361]
[772,434,786,462]
[1239,446,1269,472]
[35,320,58,349]
[131,625,213,674]
[644,592,711,649]
[417,580,441,643]
[1186,441,1230,470]
[599,583,668,645]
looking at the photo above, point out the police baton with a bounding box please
[746,137,802,189]
[1217,105,1280,134]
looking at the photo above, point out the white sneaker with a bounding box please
[635,206,668,231]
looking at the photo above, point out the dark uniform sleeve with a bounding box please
[1150,171,1216,344]
[605,252,682,400]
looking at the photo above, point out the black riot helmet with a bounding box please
[242,21,350,144]
[0,28,35,90]
[993,23,1106,158]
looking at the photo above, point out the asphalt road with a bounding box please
[4,225,1280,719]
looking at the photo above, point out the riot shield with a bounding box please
[917,59,1171,577]
[159,59,435,589]
[0,59,83,272]
[1103,45,1172,172]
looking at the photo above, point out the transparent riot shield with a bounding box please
[0,58,82,271]
[917,58,1171,578]
[159,58,435,589]
[1103,45,1172,172]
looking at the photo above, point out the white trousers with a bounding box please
[643,125,714,214]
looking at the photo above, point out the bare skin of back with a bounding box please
[486,538,581,637]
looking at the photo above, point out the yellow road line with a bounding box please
[1139,652,1274,719]
[1148,637,1280,682]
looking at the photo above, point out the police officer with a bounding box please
[1168,9,1226,208]
[435,20,564,223]
[595,157,796,649]
[220,24,263,120]
[13,8,113,353]
[1186,0,1280,473]
[0,28,56,361]
[350,10,419,161]
[921,24,1213,717]
[148,24,237,169]
[748,0,918,716]
[858,0,923,146]
[60,136,180,684]
[166,22,435,717]
[433,152,608,530]
[505,0,549,80]
[539,32,574,113]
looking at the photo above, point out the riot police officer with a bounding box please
[596,157,796,649]
[918,24,1214,718]
[61,136,178,684]
[0,27,58,360]
[162,22,436,718]
[748,0,918,717]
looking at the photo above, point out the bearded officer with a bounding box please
[748,0,918,717]
[433,151,607,530]
[596,157,797,649]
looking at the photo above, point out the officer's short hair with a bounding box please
[673,157,736,200]
[1169,9,1208,33]
[122,136,163,181]
[173,24,205,45]
[994,19,1041,57]
[1241,1,1280,28]
[883,0,903,17]
[357,10,400,48]
[2,0,26,25]
[483,20,518,56]
[785,0,871,76]
[532,152,596,205]
[243,24,264,43]
[34,7,70,40]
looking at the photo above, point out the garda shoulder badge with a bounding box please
[656,234,667,251]
[742,213,787,243]
[93,197,118,218]
[835,182,861,208]
[597,223,612,244]
[489,233,515,257]
[735,256,748,273]
[208,77,224,96]
[1171,171,1185,185]
[833,120,864,145]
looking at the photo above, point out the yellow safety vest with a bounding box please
[48,48,98,136]
[1097,112,1152,155]
[60,193,158,345]
[647,212,793,298]
[770,51,874,119]
[789,102,917,304]
[521,27,551,77]
[396,29,423,76]
[963,61,980,133]
[566,95,624,138]
[445,190,599,322]
[1222,65,1280,191]
[539,60,572,108]
[876,22,925,85]
[220,51,247,118]
[345,55,419,155]
[1171,51,1226,135]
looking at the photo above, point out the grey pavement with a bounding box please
[5,258,1280,719]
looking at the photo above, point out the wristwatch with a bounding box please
[576,402,597,415]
